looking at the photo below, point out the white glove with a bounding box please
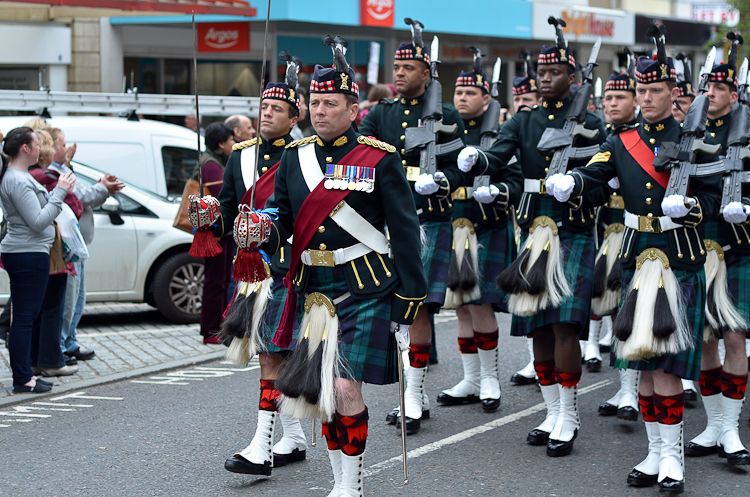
[415,173,440,195]
[552,175,575,203]
[608,177,620,189]
[661,195,697,218]
[473,184,500,204]
[458,147,479,172]
[545,173,563,197]
[722,201,750,224]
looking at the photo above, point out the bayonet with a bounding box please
[594,77,605,122]
[491,57,501,98]
[430,36,440,79]
[738,58,748,105]
[698,47,716,93]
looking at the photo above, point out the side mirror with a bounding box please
[102,196,125,225]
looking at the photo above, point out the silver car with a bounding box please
[0,162,205,323]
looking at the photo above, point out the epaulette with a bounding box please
[613,123,638,135]
[232,138,257,151]
[286,135,318,148]
[357,135,396,153]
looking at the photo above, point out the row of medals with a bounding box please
[323,166,375,193]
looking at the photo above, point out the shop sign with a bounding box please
[360,0,394,27]
[532,3,634,45]
[692,4,739,27]
[197,22,250,53]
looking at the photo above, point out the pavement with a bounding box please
[0,302,225,406]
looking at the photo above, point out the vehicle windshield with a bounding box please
[71,161,170,203]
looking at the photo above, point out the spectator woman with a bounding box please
[195,122,235,344]
[0,127,75,393]
[357,84,396,125]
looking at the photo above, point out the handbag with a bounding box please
[49,222,67,274]
[173,178,223,234]
[56,203,89,263]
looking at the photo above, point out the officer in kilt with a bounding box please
[436,50,523,412]
[509,53,544,387]
[590,70,642,422]
[194,55,309,476]
[457,22,607,457]
[359,19,466,434]
[259,36,426,496]
[548,29,723,491]
[684,40,750,466]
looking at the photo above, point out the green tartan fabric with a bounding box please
[421,220,453,310]
[297,265,398,385]
[613,232,706,381]
[510,196,596,339]
[452,200,516,311]
[260,278,296,354]
[714,250,750,337]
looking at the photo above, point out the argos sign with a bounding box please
[361,0,394,27]
[197,22,250,53]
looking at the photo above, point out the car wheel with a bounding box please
[152,252,204,324]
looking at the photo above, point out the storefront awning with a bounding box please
[0,0,257,16]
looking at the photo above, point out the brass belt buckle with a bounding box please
[308,249,335,267]
[404,166,420,182]
[607,194,624,209]
[451,187,467,201]
[538,179,547,195]
[638,214,661,234]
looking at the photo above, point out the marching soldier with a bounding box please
[194,54,309,476]
[548,24,722,492]
[685,35,749,466]
[672,53,697,123]
[257,36,426,496]
[436,49,523,412]
[457,19,607,457]
[359,19,466,434]
[589,68,642,422]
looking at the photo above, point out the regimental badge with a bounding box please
[686,83,692,94]
[661,64,668,78]
[410,99,418,106]
[469,120,476,127]
[716,119,724,127]
[530,79,537,90]
[324,164,376,192]
[555,101,563,108]
[728,69,734,80]
[630,78,635,88]
[340,73,349,90]
[289,89,295,100]
[273,138,286,147]
[656,124,664,131]
[333,136,348,147]
[415,46,423,58]
[560,49,566,61]
[476,74,483,84]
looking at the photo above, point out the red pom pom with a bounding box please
[233,249,269,283]
[189,229,223,258]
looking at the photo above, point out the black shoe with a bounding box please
[272,448,306,467]
[12,382,52,394]
[69,348,96,361]
[481,398,500,413]
[598,402,618,416]
[34,378,53,387]
[684,389,697,407]
[396,416,421,435]
[599,344,611,353]
[510,373,537,385]
[546,429,578,457]
[386,407,429,424]
[428,357,439,365]
[684,441,717,457]
[717,445,750,466]
[224,454,271,476]
[627,469,657,487]
[527,429,550,446]
[658,477,684,494]
[64,355,78,366]
[585,359,602,372]
[617,406,638,422]
[436,392,480,405]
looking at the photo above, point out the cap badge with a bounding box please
[340,73,349,90]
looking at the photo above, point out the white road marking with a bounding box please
[363,379,613,478]
[131,377,195,385]
[33,402,93,408]
[51,392,123,401]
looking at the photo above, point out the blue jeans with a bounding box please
[61,261,85,354]
[31,273,68,369]
[1,253,49,386]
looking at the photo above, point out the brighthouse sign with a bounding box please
[197,22,250,53]
[532,3,634,45]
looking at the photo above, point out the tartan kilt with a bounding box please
[298,265,398,385]
[510,226,596,340]
[613,233,706,381]
[421,220,453,310]
[452,200,516,311]
[260,278,296,355]
[717,250,750,337]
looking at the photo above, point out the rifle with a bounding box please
[539,36,603,181]
[720,57,750,209]
[478,57,502,151]
[404,31,463,175]
[653,47,724,197]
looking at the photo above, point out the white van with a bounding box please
[0,116,202,198]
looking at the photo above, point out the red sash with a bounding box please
[272,142,387,348]
[240,161,280,209]
[619,129,670,190]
